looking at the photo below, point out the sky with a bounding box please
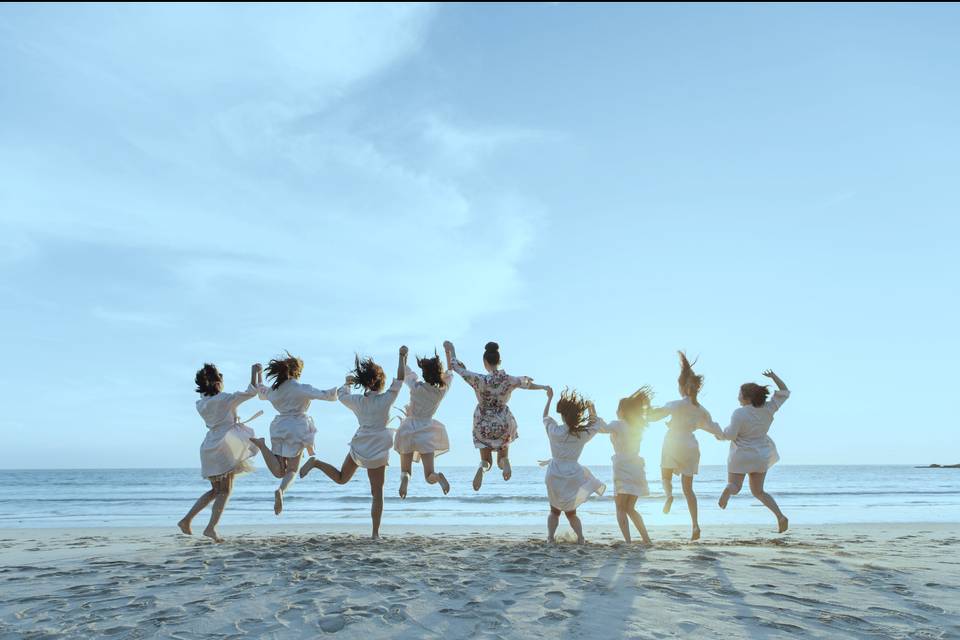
[1,3,958,469]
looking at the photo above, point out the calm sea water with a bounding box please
[1,466,958,528]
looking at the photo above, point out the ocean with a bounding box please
[1,465,958,529]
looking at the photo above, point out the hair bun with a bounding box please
[484,342,499,352]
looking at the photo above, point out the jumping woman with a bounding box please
[443,340,550,491]
[603,386,655,545]
[300,346,407,539]
[542,387,607,544]
[178,363,262,542]
[394,351,453,498]
[718,369,791,533]
[248,352,338,515]
[648,352,723,541]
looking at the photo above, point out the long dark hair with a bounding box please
[417,351,446,388]
[741,382,770,407]
[265,351,303,390]
[483,341,501,367]
[351,355,386,393]
[195,363,223,396]
[618,385,653,427]
[557,388,592,438]
[678,351,704,406]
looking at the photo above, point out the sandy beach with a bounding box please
[1,523,957,639]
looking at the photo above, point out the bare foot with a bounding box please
[576,537,585,545]
[399,473,409,499]
[547,536,556,544]
[437,473,450,495]
[718,489,730,510]
[663,495,674,514]
[691,526,701,542]
[473,466,484,492]
[778,516,789,533]
[372,533,381,541]
[500,458,512,481]
[299,458,316,479]
[274,489,283,516]
[202,526,224,543]
[177,519,192,535]
[639,538,653,547]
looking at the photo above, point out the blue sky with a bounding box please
[1,3,958,469]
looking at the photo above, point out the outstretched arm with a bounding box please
[763,369,788,392]
[542,386,554,419]
[398,346,408,382]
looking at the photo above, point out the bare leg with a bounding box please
[399,453,413,499]
[274,453,302,515]
[681,475,700,540]
[249,437,284,478]
[565,510,585,544]
[368,466,385,539]
[474,448,493,491]
[719,473,745,509]
[314,453,359,485]
[749,472,788,532]
[661,468,674,513]
[614,495,631,542]
[497,446,512,481]
[178,488,215,535]
[547,507,560,543]
[203,474,233,542]
[421,453,449,494]
[624,495,651,545]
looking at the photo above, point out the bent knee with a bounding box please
[564,510,577,518]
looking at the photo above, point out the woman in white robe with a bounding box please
[717,370,791,533]
[394,353,453,498]
[300,347,406,540]
[603,386,654,545]
[247,353,338,516]
[542,387,605,544]
[178,363,261,542]
[648,352,723,541]
[443,340,550,491]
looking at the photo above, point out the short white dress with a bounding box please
[602,419,650,497]
[450,359,532,449]
[258,380,338,458]
[722,389,790,474]
[338,379,403,469]
[652,398,722,476]
[197,384,259,479]
[393,365,452,462]
[542,416,606,512]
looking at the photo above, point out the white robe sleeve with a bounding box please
[302,384,339,401]
[722,409,743,440]
[256,384,271,401]
[337,385,358,411]
[766,389,790,413]
[228,383,258,409]
[403,365,420,391]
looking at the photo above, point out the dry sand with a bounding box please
[1,523,957,639]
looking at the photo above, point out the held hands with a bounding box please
[345,374,357,386]
[442,340,453,353]
[545,386,554,399]
[400,345,409,358]
[252,363,262,373]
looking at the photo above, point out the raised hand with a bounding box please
[762,369,775,378]
[400,345,409,357]
[442,340,453,352]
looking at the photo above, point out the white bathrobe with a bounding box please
[197,384,259,479]
[338,379,403,469]
[394,365,452,461]
[722,389,790,474]
[258,380,338,458]
[542,417,606,512]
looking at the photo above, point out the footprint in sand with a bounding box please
[318,614,346,633]
[543,590,566,610]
